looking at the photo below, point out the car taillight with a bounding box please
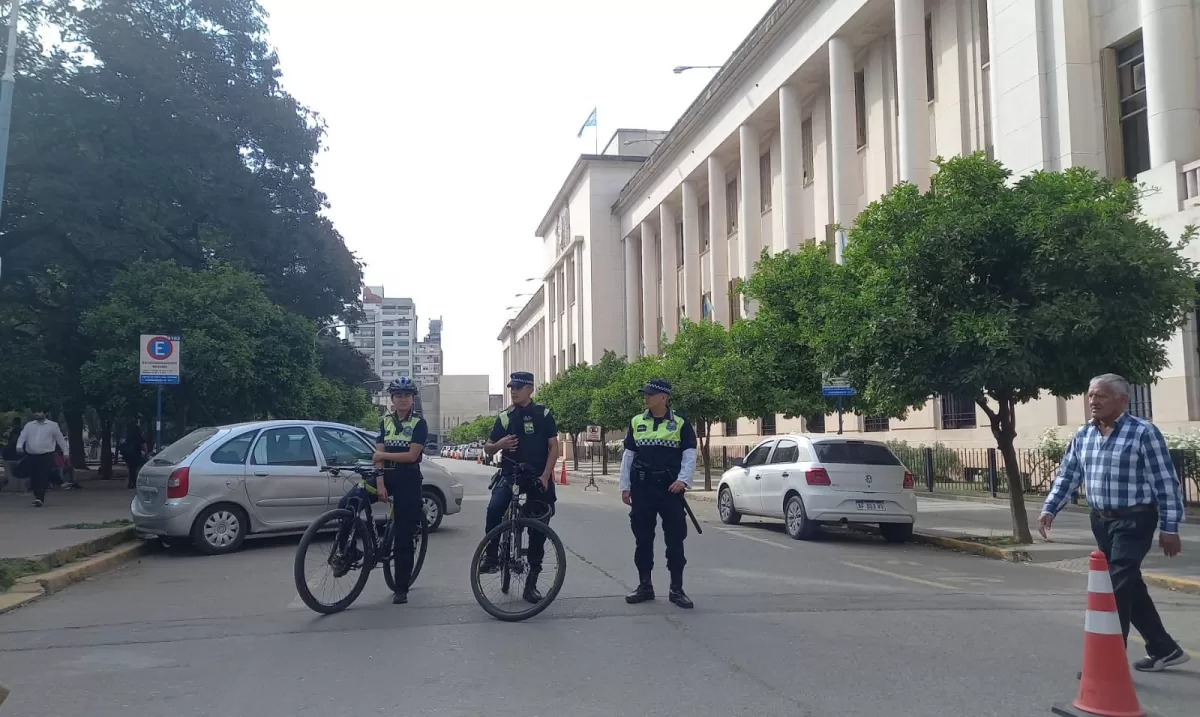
[167,467,190,499]
[903,470,915,489]
[805,467,831,486]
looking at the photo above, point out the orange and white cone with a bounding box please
[559,456,568,485]
[1052,550,1150,717]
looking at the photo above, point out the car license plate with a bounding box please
[856,500,885,512]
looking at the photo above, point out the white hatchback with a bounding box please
[716,435,917,542]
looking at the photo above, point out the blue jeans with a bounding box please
[483,476,551,572]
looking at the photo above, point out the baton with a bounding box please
[681,493,702,534]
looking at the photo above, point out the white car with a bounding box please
[716,434,917,542]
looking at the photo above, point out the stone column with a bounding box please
[738,124,761,281]
[828,36,859,264]
[623,235,639,359]
[640,220,660,355]
[660,203,680,341]
[1141,0,1200,168]
[778,84,804,253]
[707,156,730,326]
[895,0,931,189]
[681,180,702,322]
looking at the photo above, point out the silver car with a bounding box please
[131,420,464,555]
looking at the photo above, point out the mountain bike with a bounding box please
[293,464,428,614]
[468,460,567,622]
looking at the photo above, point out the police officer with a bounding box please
[372,377,429,605]
[481,371,560,603]
[620,378,697,609]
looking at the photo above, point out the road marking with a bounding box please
[840,561,959,590]
[714,527,794,550]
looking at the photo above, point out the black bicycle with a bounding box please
[468,460,567,622]
[293,464,429,614]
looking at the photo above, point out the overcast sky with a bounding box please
[260,0,772,393]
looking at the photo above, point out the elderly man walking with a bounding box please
[1040,374,1188,672]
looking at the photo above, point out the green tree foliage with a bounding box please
[660,320,739,489]
[589,355,664,436]
[536,362,594,468]
[751,154,1197,542]
[0,0,363,462]
[448,415,493,445]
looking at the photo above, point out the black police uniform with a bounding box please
[481,372,558,598]
[623,378,697,609]
[377,411,428,602]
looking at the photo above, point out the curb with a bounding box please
[34,526,138,573]
[844,523,1033,562]
[1143,571,1200,595]
[0,540,153,615]
[567,473,719,503]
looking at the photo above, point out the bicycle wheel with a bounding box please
[469,517,566,622]
[294,508,374,615]
[382,516,429,591]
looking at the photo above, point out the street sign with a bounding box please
[822,373,855,397]
[585,425,602,442]
[139,334,181,385]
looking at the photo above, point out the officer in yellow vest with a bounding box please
[620,378,697,609]
[369,377,428,604]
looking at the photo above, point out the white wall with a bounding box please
[438,375,492,432]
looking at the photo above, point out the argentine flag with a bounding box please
[576,108,597,138]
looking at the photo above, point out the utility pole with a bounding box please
[0,0,20,284]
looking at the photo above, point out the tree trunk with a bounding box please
[63,400,89,470]
[982,394,1034,543]
[570,433,579,470]
[600,427,609,475]
[701,422,713,491]
[99,418,113,479]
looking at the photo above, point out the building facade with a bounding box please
[415,318,444,387]
[514,0,1200,448]
[438,375,492,434]
[499,285,548,389]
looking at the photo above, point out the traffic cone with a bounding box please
[559,456,568,485]
[1052,551,1150,717]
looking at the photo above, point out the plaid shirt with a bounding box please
[1043,413,1185,533]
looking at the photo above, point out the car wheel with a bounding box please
[422,490,445,532]
[717,486,741,525]
[191,504,249,555]
[784,495,817,540]
[879,522,914,543]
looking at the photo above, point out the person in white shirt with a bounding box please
[17,410,69,507]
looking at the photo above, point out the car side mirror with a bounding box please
[733,458,745,468]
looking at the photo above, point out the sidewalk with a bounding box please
[0,471,134,561]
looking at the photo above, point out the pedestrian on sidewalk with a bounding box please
[620,378,697,609]
[1040,373,1188,673]
[16,408,69,507]
[121,422,147,489]
[2,417,20,491]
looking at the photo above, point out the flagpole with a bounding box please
[594,108,598,154]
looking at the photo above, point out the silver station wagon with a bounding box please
[131,420,463,554]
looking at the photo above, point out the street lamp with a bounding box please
[673,65,722,74]
[0,0,20,284]
[623,139,663,147]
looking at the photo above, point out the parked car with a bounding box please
[716,435,916,542]
[131,420,464,555]
[463,445,482,461]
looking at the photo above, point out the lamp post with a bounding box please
[0,0,21,284]
[672,65,722,74]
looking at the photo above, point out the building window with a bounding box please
[801,118,814,185]
[726,177,738,235]
[727,279,740,321]
[760,414,777,436]
[806,413,826,434]
[925,13,936,102]
[699,202,711,251]
[569,343,576,366]
[759,152,772,212]
[854,69,868,149]
[724,419,738,437]
[1128,384,1153,420]
[675,222,684,268]
[863,416,890,432]
[701,292,714,320]
[941,394,977,429]
[382,330,394,336]
[1117,37,1149,180]
[399,330,410,336]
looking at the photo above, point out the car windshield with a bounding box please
[149,427,220,465]
[813,441,902,466]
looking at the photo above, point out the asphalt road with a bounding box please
[2,459,1199,717]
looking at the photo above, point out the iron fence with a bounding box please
[887,443,1200,507]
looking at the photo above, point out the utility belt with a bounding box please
[1091,503,1156,520]
[632,464,676,488]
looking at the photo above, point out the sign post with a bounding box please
[139,335,181,452]
[584,425,602,491]
[821,373,856,435]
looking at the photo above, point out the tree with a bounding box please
[588,350,628,474]
[729,314,828,424]
[590,355,664,443]
[536,362,594,469]
[661,320,739,490]
[448,415,493,445]
[754,153,1197,542]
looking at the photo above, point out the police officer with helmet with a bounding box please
[481,371,560,603]
[621,378,697,609]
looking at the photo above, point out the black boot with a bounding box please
[625,574,655,604]
[669,573,693,609]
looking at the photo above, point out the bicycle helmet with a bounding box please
[387,376,419,395]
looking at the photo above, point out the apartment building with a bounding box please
[517,0,1200,448]
[352,287,418,405]
[415,318,444,386]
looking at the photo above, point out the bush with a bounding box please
[886,440,963,481]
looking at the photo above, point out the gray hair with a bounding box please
[1089,373,1130,397]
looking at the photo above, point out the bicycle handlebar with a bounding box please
[322,463,384,478]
